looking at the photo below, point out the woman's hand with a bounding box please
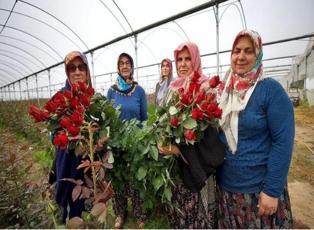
[157,144,181,156]
[257,191,279,216]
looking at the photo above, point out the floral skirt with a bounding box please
[112,182,146,221]
[216,185,293,229]
[167,175,217,229]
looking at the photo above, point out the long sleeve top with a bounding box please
[217,78,295,198]
[107,84,148,122]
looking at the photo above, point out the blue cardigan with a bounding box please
[107,84,148,122]
[217,78,295,198]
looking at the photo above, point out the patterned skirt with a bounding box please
[167,175,217,229]
[216,185,293,229]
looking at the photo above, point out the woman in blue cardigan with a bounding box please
[107,53,147,228]
[217,29,294,228]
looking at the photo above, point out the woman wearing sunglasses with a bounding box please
[48,51,92,223]
[107,52,147,229]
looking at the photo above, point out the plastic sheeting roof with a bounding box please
[0,0,313,90]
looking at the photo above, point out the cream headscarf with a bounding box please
[219,29,263,153]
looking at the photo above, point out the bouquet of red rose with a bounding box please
[155,71,223,146]
[28,82,95,150]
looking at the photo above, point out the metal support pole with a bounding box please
[134,34,139,81]
[48,69,52,97]
[90,51,96,88]
[19,80,22,100]
[35,74,40,104]
[26,78,30,100]
[8,85,11,101]
[13,84,16,101]
[214,1,220,76]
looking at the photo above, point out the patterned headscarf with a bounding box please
[219,29,263,153]
[155,58,173,106]
[170,41,208,90]
[64,51,91,89]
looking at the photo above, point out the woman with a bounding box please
[49,51,92,223]
[217,29,294,228]
[158,42,225,229]
[154,58,173,107]
[107,52,147,229]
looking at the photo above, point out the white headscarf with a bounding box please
[219,29,264,153]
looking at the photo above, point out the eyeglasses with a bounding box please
[66,63,87,73]
[118,61,131,67]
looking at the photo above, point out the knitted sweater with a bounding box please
[217,78,295,197]
[107,84,148,122]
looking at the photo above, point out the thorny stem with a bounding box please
[88,122,97,196]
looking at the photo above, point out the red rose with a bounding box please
[53,132,68,149]
[209,75,220,88]
[67,125,80,136]
[63,90,72,99]
[59,116,71,128]
[28,105,50,122]
[86,87,95,96]
[71,84,79,94]
[170,117,180,127]
[79,95,91,107]
[76,105,85,113]
[70,111,84,126]
[206,103,219,119]
[213,107,222,119]
[195,90,206,104]
[191,71,200,82]
[180,93,192,106]
[188,82,200,94]
[78,82,88,92]
[191,108,204,121]
[70,97,80,108]
[44,100,59,113]
[53,92,66,106]
[184,129,197,141]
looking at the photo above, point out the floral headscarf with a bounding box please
[170,41,208,90]
[155,58,173,106]
[64,51,92,89]
[219,29,263,153]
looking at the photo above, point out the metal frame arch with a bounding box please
[0,53,34,73]
[0,24,62,60]
[0,34,60,62]
[0,8,85,51]
[0,60,28,76]
[0,49,43,69]
[17,0,89,50]
[0,42,46,68]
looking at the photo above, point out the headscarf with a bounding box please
[219,29,264,153]
[170,41,208,90]
[115,52,135,91]
[155,58,173,106]
[64,51,92,90]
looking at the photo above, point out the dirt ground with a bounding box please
[289,121,314,228]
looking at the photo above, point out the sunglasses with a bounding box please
[67,63,87,73]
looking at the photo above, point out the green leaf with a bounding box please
[136,166,147,180]
[169,106,178,116]
[152,175,164,191]
[149,145,159,161]
[164,187,172,202]
[182,117,197,129]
